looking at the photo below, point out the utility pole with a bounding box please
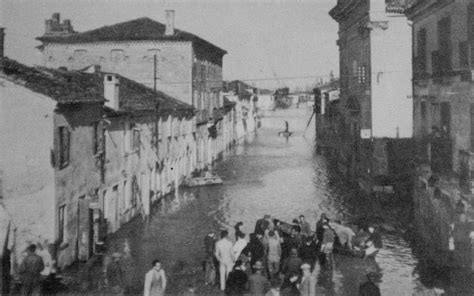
[153,54,157,93]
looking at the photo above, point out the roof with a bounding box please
[115,74,194,118]
[257,89,273,95]
[36,17,227,57]
[0,57,105,104]
[330,0,407,21]
[0,57,194,118]
[227,80,255,97]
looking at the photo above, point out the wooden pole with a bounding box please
[154,54,157,93]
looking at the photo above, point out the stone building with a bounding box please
[36,11,228,171]
[406,0,474,268]
[0,56,196,272]
[328,0,414,194]
[226,80,259,143]
[0,57,104,273]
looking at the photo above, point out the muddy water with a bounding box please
[104,107,473,295]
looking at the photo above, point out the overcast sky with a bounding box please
[1,0,339,89]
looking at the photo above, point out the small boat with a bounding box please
[278,131,293,137]
[183,176,223,187]
[274,219,379,259]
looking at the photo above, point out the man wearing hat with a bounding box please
[248,261,269,296]
[298,263,316,296]
[255,214,272,235]
[105,252,124,295]
[358,272,381,296]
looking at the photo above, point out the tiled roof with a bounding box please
[116,74,194,118]
[36,17,227,56]
[1,57,105,104]
[257,89,273,95]
[0,57,194,118]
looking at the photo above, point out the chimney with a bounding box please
[104,74,120,110]
[0,28,4,59]
[165,10,175,36]
[52,13,60,24]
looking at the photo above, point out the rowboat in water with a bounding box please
[183,176,223,187]
[274,219,379,259]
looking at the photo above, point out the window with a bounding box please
[131,176,139,207]
[421,101,427,120]
[437,17,452,71]
[58,126,70,169]
[92,122,100,155]
[469,4,474,66]
[459,41,469,68]
[58,205,66,244]
[133,129,140,152]
[110,49,125,63]
[417,28,427,72]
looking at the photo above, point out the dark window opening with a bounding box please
[58,126,70,169]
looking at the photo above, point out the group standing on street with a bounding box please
[202,213,383,295]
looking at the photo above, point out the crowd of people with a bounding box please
[13,213,382,295]
[203,213,383,296]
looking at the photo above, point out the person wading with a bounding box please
[19,244,44,296]
[215,230,234,291]
[144,259,167,296]
[105,252,125,295]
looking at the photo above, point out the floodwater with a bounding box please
[101,107,474,295]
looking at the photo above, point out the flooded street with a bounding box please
[103,107,470,295]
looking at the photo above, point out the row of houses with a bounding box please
[0,11,263,278]
[317,0,474,268]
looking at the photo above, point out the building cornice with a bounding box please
[41,39,192,48]
[405,0,455,21]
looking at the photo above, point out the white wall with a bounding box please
[370,14,413,138]
[0,77,56,267]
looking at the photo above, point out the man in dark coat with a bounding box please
[225,260,248,295]
[204,231,219,284]
[254,215,271,235]
[105,253,124,294]
[315,213,329,244]
[358,272,381,296]
[244,233,266,272]
[281,248,302,281]
[299,237,318,270]
[19,244,44,296]
[248,261,269,296]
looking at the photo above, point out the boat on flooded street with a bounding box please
[99,108,474,295]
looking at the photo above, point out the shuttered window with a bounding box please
[469,4,474,67]
[58,126,70,169]
[438,17,452,71]
[417,28,427,72]
[459,41,469,68]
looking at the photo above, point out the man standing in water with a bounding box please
[19,244,44,296]
[215,230,234,291]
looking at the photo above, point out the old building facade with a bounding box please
[406,0,474,268]
[0,58,104,273]
[0,57,200,272]
[36,12,229,171]
[328,0,413,194]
